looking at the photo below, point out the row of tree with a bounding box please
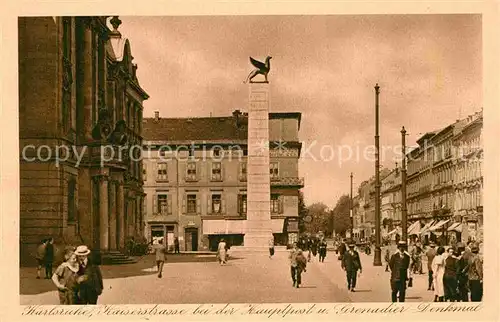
[298,191,352,237]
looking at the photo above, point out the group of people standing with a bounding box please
[426,241,483,302]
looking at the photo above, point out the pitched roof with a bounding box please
[142,112,301,142]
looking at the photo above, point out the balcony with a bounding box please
[270,177,304,188]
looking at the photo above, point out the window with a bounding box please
[271,194,281,213]
[143,164,147,180]
[157,194,168,214]
[67,178,76,221]
[213,147,221,157]
[238,194,247,214]
[211,194,221,213]
[270,162,279,179]
[157,163,167,181]
[186,162,197,181]
[239,162,247,181]
[211,162,222,181]
[187,194,197,213]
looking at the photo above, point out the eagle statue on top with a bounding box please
[243,56,272,84]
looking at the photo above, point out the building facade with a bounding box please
[19,16,148,265]
[406,111,483,245]
[142,111,304,251]
[452,111,483,242]
[381,166,402,239]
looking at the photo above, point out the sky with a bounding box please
[116,15,482,209]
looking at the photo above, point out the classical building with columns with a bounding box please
[141,110,303,251]
[19,16,148,265]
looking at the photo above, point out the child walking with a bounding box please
[51,249,80,304]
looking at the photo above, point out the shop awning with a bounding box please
[447,222,462,232]
[271,219,285,233]
[420,221,435,234]
[202,220,246,235]
[202,219,284,235]
[408,221,421,235]
[429,219,450,231]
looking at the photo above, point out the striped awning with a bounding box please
[408,221,421,235]
[447,222,462,232]
[420,221,435,234]
[429,219,450,231]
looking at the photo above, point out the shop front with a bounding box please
[149,222,176,251]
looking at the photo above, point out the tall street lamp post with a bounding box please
[350,172,354,238]
[373,83,382,266]
[401,126,408,243]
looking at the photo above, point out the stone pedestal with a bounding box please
[243,82,273,249]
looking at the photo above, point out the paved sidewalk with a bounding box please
[310,250,435,302]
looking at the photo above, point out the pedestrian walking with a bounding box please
[318,238,327,262]
[341,240,362,292]
[456,242,470,301]
[411,243,424,274]
[44,237,55,279]
[431,246,446,302]
[443,248,460,302]
[217,239,227,265]
[75,245,103,305]
[468,243,483,302]
[389,241,411,302]
[51,249,80,304]
[289,242,307,288]
[268,236,275,259]
[338,240,346,261]
[174,237,180,254]
[426,243,436,291]
[384,248,391,272]
[34,239,47,279]
[154,238,167,278]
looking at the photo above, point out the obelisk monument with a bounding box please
[244,56,273,248]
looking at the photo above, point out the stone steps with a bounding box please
[101,251,137,265]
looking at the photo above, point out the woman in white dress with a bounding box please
[217,239,227,265]
[432,246,446,302]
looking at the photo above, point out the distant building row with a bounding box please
[352,110,483,245]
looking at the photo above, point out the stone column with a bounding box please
[108,180,117,250]
[117,182,125,249]
[81,19,94,141]
[244,82,273,248]
[99,175,109,251]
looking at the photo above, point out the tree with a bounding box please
[332,194,352,236]
[298,190,308,234]
[304,202,330,234]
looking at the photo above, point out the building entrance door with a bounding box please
[185,228,198,251]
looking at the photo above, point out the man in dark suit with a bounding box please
[341,240,362,292]
[389,240,411,302]
[75,245,103,305]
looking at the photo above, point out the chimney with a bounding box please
[154,111,160,121]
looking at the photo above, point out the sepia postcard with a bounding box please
[1,1,499,321]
